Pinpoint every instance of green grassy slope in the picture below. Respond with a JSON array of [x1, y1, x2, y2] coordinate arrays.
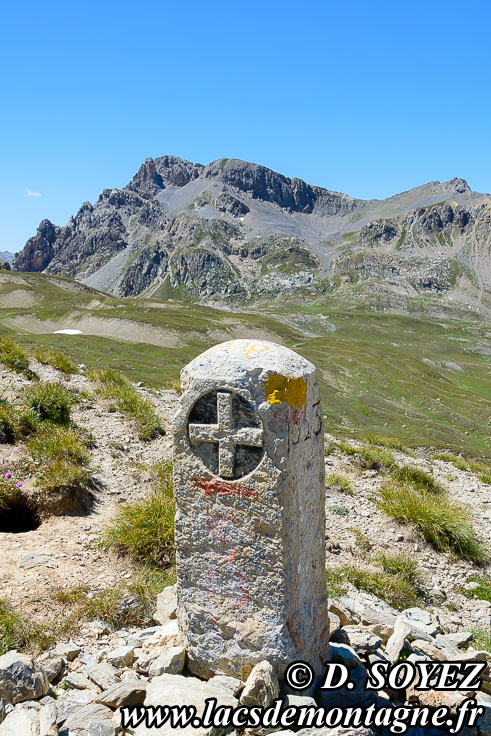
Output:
[[1, 272, 489, 457]]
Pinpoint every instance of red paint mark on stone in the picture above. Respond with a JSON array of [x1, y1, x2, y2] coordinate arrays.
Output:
[[192, 477, 257, 498]]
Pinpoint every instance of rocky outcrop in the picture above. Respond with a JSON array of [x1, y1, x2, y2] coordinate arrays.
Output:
[[12, 219, 59, 272], [12, 155, 491, 310], [0, 259, 10, 271]]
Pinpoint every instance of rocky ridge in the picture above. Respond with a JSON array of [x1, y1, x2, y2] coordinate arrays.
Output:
[[12, 158, 491, 314]]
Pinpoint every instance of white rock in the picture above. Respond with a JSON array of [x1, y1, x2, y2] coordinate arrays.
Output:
[[106, 645, 135, 668], [240, 661, 279, 707], [0, 706, 40, 735], [385, 619, 411, 663], [134, 673, 238, 736], [153, 585, 177, 625], [398, 608, 441, 639], [148, 645, 186, 676], [445, 631, 474, 648]]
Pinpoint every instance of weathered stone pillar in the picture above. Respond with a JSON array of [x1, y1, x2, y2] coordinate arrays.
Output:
[[173, 339, 329, 680]]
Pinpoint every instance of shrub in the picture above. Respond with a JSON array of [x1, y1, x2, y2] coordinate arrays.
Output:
[[0, 598, 53, 655], [23, 382, 76, 425], [33, 347, 79, 376], [326, 473, 354, 494], [102, 462, 175, 567], [391, 465, 442, 493], [92, 369, 164, 441], [378, 481, 488, 563]]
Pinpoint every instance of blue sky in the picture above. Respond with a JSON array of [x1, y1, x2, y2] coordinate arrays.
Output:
[[1, 0, 490, 252]]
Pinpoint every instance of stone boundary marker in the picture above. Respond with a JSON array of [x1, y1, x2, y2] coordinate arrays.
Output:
[[173, 339, 329, 679]]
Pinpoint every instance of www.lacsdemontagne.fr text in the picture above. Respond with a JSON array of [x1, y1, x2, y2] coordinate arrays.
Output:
[[120, 697, 485, 735]]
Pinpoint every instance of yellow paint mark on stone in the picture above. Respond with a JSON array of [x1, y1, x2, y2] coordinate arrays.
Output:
[[265, 374, 307, 409]]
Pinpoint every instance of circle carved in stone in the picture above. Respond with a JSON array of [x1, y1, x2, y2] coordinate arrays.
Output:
[[187, 390, 264, 479]]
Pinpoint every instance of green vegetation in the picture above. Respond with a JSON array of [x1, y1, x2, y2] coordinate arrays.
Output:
[[460, 576, 491, 603], [0, 598, 54, 655], [373, 551, 421, 587], [91, 369, 164, 440], [23, 382, 76, 425], [0, 337, 33, 377], [433, 452, 491, 484], [325, 562, 422, 610], [390, 465, 442, 493], [52, 567, 175, 636], [102, 462, 175, 567], [0, 273, 490, 458], [363, 432, 412, 454], [378, 481, 487, 562], [336, 440, 357, 456], [348, 526, 372, 552], [33, 346, 79, 375], [28, 425, 89, 465], [328, 505, 348, 517], [0, 404, 17, 443], [336, 441, 395, 470], [470, 627, 491, 652], [326, 473, 354, 494], [357, 445, 396, 470]]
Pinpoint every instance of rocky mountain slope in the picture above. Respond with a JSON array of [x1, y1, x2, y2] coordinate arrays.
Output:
[[12, 158, 491, 315], [0, 252, 13, 265]]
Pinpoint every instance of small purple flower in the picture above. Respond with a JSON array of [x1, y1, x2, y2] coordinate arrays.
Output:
[[15, 482, 22, 488], [4, 472, 11, 479]]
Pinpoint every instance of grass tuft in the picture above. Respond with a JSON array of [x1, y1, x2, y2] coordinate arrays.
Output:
[[357, 445, 396, 470], [28, 425, 89, 465], [0, 337, 33, 377], [0, 598, 54, 655], [470, 627, 491, 652], [373, 551, 420, 587], [391, 464, 443, 493], [91, 369, 164, 440], [433, 453, 491, 485], [326, 473, 354, 494], [378, 481, 487, 563], [101, 462, 175, 567], [53, 568, 175, 635], [460, 577, 491, 603], [326, 563, 421, 610], [33, 347, 79, 376], [23, 382, 76, 425], [363, 433, 413, 454]]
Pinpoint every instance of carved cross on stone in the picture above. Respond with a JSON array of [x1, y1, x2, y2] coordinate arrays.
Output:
[[188, 391, 263, 478]]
